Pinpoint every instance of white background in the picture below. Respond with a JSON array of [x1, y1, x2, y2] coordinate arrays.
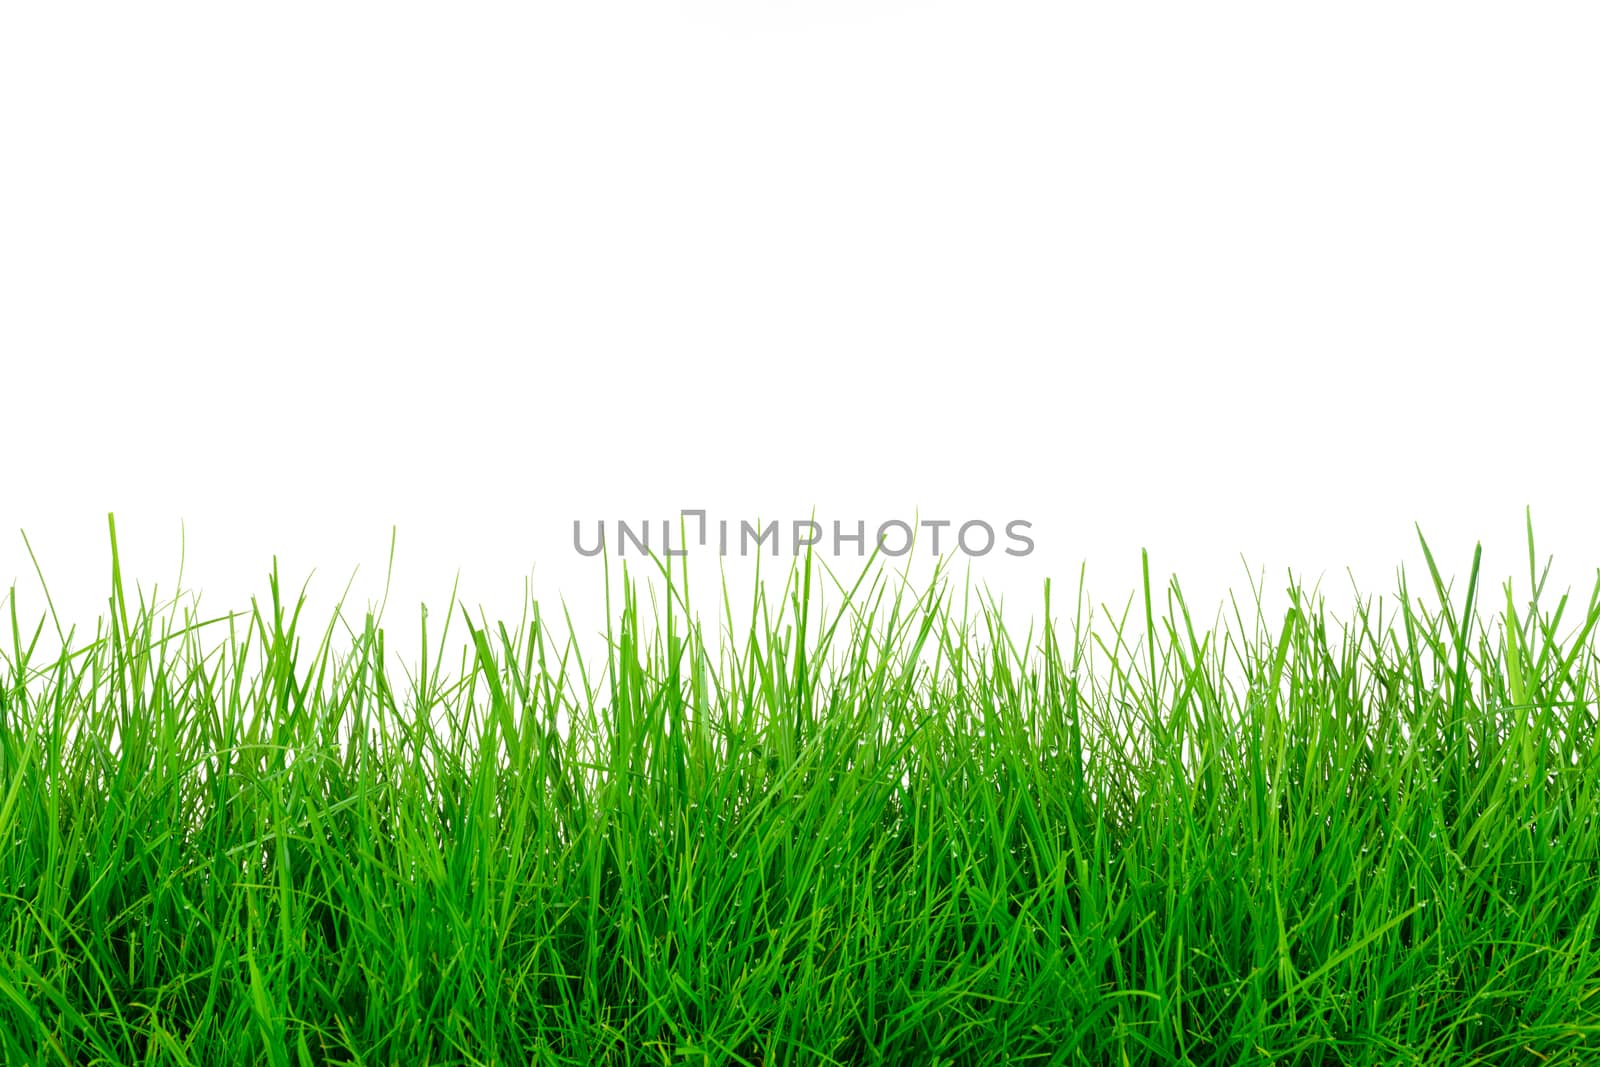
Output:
[[3, 3, 1597, 658]]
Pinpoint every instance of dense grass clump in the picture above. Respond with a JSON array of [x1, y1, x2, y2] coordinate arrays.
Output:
[[4, 520, 1600, 1066]]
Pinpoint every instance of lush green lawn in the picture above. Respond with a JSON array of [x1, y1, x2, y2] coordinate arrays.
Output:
[[3, 518, 1599, 1065]]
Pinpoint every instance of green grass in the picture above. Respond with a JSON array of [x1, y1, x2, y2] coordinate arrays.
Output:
[[3, 515, 1600, 1066]]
